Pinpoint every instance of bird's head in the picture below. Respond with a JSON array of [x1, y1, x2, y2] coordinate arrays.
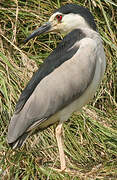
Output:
[[24, 4, 97, 43]]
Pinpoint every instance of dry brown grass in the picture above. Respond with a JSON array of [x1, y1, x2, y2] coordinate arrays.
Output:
[[0, 0, 117, 179]]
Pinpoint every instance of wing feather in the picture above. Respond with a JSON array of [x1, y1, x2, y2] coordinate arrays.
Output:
[[8, 31, 98, 146], [15, 29, 85, 113]]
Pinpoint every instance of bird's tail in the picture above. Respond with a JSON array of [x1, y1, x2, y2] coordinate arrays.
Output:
[[8, 132, 29, 149]]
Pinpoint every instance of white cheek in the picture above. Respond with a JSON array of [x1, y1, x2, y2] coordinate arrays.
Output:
[[62, 13, 87, 33]]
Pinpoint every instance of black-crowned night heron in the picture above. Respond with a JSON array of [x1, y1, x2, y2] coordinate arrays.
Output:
[[7, 4, 106, 171]]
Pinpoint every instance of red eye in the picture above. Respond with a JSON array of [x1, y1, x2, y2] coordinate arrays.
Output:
[[56, 15, 62, 21]]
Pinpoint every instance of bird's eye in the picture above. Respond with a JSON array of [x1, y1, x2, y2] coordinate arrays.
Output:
[[56, 15, 62, 22]]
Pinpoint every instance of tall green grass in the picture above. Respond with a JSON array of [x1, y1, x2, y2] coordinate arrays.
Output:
[[0, 0, 117, 179]]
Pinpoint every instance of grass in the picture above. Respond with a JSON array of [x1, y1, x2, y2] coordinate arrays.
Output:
[[0, 0, 117, 179]]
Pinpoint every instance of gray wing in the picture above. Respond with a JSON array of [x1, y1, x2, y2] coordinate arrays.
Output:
[[15, 29, 80, 113], [8, 37, 97, 146]]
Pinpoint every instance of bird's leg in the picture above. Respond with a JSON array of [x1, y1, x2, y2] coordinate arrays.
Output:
[[55, 122, 66, 171]]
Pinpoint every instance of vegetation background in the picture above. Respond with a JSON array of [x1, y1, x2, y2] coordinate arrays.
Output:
[[0, 0, 117, 179]]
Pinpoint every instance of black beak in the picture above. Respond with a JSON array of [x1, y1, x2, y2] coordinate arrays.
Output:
[[24, 22, 51, 44]]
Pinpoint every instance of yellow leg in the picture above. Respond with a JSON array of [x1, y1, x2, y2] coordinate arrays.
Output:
[[55, 122, 66, 171]]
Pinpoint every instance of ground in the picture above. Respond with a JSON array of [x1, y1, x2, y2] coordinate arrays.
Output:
[[0, 0, 117, 179]]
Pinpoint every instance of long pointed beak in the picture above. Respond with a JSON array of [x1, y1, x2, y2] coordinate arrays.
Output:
[[24, 22, 52, 44]]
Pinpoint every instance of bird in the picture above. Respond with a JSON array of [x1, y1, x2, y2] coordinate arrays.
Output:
[[7, 3, 106, 171]]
